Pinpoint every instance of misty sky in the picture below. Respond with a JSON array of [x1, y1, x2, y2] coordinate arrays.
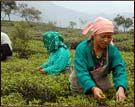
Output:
[[51, 1, 134, 14], [16, 1, 134, 15]]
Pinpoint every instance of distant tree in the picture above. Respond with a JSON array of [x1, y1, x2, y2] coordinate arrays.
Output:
[[69, 21, 77, 29], [17, 3, 42, 23], [113, 14, 125, 32], [1, 0, 17, 21], [114, 25, 119, 34], [123, 17, 133, 32], [13, 21, 31, 58]]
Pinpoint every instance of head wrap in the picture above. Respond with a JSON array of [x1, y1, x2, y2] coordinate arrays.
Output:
[[82, 17, 114, 37], [42, 31, 67, 52]]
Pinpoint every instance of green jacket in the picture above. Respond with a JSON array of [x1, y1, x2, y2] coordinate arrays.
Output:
[[74, 40, 127, 94], [41, 47, 71, 75], [40, 31, 71, 75]]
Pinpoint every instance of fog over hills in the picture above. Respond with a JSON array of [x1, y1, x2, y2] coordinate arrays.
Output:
[[2, 2, 133, 28]]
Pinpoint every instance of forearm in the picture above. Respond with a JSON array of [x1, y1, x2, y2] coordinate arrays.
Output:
[[40, 62, 49, 68], [112, 66, 127, 90], [76, 71, 96, 94]]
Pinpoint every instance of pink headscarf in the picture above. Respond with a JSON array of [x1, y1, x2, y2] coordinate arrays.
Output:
[[82, 17, 114, 37]]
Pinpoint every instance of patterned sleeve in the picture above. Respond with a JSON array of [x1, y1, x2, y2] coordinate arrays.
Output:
[[40, 56, 51, 68], [75, 44, 96, 94], [43, 48, 70, 75]]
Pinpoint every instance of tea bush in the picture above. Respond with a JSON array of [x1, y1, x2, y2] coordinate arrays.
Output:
[[1, 93, 26, 106], [1, 51, 134, 106], [1, 56, 71, 105]]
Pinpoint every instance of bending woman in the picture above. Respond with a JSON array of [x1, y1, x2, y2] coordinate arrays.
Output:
[[69, 17, 127, 102], [37, 31, 71, 75]]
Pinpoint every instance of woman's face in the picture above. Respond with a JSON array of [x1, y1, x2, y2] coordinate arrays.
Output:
[[94, 32, 113, 49]]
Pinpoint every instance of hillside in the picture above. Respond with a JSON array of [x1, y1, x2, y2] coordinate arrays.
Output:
[[1, 20, 134, 51], [2, 1, 133, 28]]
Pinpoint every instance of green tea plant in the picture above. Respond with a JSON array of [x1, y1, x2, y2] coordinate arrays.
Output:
[[1, 93, 26, 106], [12, 21, 32, 58]]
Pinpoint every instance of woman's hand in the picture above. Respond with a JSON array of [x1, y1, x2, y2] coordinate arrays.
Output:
[[36, 67, 44, 73], [115, 87, 126, 102], [39, 69, 45, 73], [92, 87, 106, 100]]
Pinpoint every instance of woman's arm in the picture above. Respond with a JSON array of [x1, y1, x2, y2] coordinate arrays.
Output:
[[110, 46, 127, 90]]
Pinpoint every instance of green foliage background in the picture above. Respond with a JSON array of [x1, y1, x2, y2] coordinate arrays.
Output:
[[1, 21, 134, 106]]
